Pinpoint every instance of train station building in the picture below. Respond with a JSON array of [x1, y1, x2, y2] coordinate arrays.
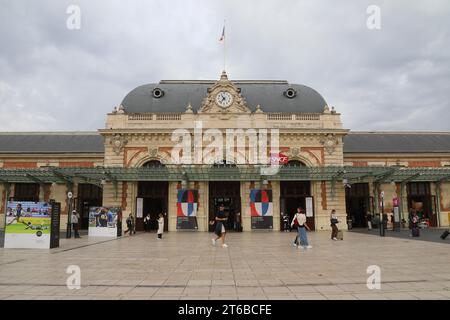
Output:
[[1, 71, 450, 233]]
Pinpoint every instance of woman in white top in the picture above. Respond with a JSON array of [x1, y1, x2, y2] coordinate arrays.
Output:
[[157, 213, 164, 239], [291, 207, 312, 249]]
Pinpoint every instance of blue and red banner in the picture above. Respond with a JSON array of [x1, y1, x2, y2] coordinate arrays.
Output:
[[177, 189, 198, 217], [250, 189, 273, 217], [250, 189, 273, 229], [176, 189, 198, 230]]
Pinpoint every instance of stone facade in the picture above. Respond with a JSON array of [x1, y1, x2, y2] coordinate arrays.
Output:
[[1, 73, 449, 232]]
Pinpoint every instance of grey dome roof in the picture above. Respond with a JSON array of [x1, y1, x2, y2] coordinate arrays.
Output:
[[121, 80, 327, 113]]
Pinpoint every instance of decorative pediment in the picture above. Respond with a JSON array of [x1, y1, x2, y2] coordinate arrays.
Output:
[[198, 71, 251, 114]]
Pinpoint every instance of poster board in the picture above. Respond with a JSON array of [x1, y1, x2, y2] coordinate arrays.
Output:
[[305, 197, 314, 218], [50, 202, 61, 249], [250, 189, 273, 229], [88, 207, 119, 237], [176, 189, 198, 230], [136, 198, 143, 218], [4, 201, 53, 249]]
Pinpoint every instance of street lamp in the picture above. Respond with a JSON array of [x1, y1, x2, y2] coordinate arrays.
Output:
[[66, 191, 73, 238], [380, 191, 385, 237]]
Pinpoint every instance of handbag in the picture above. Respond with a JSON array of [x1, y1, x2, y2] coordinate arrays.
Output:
[[292, 215, 299, 229]]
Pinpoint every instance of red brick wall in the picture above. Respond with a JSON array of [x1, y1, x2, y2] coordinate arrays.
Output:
[[59, 161, 94, 168], [3, 162, 37, 168], [408, 161, 441, 167]]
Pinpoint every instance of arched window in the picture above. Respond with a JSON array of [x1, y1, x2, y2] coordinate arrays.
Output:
[[142, 160, 165, 168], [285, 160, 306, 167]]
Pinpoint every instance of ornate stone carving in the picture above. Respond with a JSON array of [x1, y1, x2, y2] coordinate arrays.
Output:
[[320, 134, 338, 155], [149, 147, 159, 158], [111, 134, 128, 155], [291, 147, 300, 157], [198, 71, 251, 114], [185, 103, 194, 113]]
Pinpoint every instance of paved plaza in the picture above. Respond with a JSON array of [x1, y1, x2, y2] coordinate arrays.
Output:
[[0, 230, 450, 300]]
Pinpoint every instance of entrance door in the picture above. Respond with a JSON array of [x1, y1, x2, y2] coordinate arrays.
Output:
[[137, 181, 168, 231], [280, 181, 314, 230], [345, 183, 370, 228], [208, 181, 241, 232], [407, 182, 435, 227], [76, 184, 103, 230]]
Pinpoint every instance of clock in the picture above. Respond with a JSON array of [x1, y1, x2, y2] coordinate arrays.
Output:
[[215, 91, 233, 108]]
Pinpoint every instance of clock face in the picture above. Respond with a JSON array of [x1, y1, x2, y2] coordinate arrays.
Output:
[[215, 91, 233, 108]]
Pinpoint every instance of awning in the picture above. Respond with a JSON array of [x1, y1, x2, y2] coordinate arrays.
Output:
[[1, 166, 450, 184]]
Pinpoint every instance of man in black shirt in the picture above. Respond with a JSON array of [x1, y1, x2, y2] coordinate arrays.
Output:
[[212, 204, 228, 248]]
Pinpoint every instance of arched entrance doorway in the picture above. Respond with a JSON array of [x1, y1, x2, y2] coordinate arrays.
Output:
[[280, 160, 315, 230], [136, 160, 168, 231], [208, 161, 241, 232]]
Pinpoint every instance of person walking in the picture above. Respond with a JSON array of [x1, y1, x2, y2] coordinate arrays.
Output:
[[71, 210, 81, 238], [366, 211, 373, 230], [291, 207, 312, 249], [212, 204, 228, 248], [157, 213, 164, 239], [330, 209, 339, 240], [124, 213, 134, 236], [291, 208, 300, 246], [411, 210, 420, 237], [282, 212, 290, 232], [143, 214, 151, 232]]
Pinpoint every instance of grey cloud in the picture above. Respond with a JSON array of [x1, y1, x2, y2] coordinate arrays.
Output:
[[0, 0, 449, 131]]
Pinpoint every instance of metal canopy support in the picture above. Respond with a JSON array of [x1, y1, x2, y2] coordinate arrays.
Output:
[[25, 173, 46, 186], [435, 181, 442, 228], [400, 173, 422, 184], [374, 168, 398, 183], [438, 174, 450, 182], [50, 169, 73, 184]]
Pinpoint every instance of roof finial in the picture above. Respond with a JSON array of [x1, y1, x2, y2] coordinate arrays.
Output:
[[220, 70, 228, 81], [185, 102, 193, 113]]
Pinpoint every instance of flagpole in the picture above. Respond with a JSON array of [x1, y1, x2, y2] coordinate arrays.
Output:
[[223, 19, 226, 71]]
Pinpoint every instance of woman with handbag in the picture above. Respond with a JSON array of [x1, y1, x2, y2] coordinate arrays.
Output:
[[330, 209, 339, 240], [291, 207, 312, 249]]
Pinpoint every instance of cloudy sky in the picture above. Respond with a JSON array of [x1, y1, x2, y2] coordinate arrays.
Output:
[[0, 0, 449, 132]]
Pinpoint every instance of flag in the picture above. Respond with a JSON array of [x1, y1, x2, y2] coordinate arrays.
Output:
[[219, 25, 225, 42]]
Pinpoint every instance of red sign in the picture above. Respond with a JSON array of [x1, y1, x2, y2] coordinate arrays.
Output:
[[393, 198, 399, 207], [269, 152, 288, 165]]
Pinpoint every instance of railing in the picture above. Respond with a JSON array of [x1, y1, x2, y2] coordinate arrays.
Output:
[[128, 113, 182, 121], [156, 113, 181, 121], [267, 113, 321, 121], [128, 114, 153, 120], [267, 113, 293, 121], [295, 113, 320, 121]]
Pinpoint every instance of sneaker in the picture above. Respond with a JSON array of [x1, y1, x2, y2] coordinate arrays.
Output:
[[292, 242, 298, 247], [332, 237, 338, 241], [306, 245, 313, 249], [222, 244, 228, 248], [211, 238, 216, 246]]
